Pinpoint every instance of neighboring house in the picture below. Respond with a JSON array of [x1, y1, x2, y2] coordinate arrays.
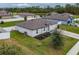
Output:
[[0, 12, 24, 22], [16, 19, 58, 37], [0, 28, 10, 39], [62, 13, 73, 17], [18, 13, 41, 21], [42, 13, 73, 24], [0, 17, 24, 22], [0, 10, 12, 19]]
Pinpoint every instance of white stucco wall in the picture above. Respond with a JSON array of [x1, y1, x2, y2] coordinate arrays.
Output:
[[16, 24, 57, 37], [0, 32, 10, 39], [15, 26, 34, 36]]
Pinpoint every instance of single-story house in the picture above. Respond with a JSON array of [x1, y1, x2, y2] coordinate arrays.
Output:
[[42, 13, 73, 24], [15, 19, 58, 37], [0, 10, 12, 19], [18, 13, 41, 21], [0, 27, 10, 39]]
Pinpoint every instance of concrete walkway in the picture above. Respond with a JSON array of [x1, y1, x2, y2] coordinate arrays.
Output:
[[66, 41, 79, 55], [58, 29, 79, 39]]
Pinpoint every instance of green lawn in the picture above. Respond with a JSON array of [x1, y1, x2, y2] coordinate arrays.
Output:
[[0, 21, 24, 27], [11, 31, 78, 55], [0, 40, 25, 55], [75, 20, 79, 24], [72, 15, 79, 19], [59, 24, 79, 34]]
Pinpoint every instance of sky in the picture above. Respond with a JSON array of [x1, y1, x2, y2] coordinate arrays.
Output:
[[0, 3, 74, 8]]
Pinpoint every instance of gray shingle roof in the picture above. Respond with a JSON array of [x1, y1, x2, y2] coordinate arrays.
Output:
[[18, 13, 36, 17], [17, 19, 57, 30], [42, 13, 71, 21], [0, 10, 11, 16]]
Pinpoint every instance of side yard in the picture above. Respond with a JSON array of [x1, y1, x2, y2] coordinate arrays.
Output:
[[10, 31, 78, 55]]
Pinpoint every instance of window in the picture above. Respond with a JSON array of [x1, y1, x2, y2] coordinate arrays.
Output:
[[36, 29, 38, 34], [24, 32, 27, 35]]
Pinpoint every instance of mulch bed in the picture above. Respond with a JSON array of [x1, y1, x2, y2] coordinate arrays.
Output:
[[34, 32, 51, 40]]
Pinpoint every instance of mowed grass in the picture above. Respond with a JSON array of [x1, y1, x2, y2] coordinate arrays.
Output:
[[11, 31, 78, 55], [0, 20, 24, 27], [59, 24, 79, 34], [72, 15, 79, 19], [75, 20, 79, 24]]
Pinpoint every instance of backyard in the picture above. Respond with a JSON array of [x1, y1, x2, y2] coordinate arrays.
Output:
[[59, 24, 79, 34], [0, 39, 26, 55], [10, 31, 78, 55], [0, 20, 24, 27]]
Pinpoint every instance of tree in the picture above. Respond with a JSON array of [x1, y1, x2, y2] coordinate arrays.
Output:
[[51, 30, 64, 49], [54, 5, 64, 13]]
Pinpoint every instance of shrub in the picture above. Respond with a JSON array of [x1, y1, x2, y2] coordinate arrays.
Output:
[[51, 30, 64, 49], [0, 21, 4, 24]]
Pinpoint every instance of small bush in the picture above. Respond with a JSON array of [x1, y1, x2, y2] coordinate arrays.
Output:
[[0, 21, 4, 24]]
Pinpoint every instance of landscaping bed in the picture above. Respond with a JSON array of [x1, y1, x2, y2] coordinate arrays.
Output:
[[11, 31, 78, 55], [35, 32, 51, 40]]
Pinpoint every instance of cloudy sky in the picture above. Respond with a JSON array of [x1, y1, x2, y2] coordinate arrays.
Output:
[[0, 3, 74, 8]]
